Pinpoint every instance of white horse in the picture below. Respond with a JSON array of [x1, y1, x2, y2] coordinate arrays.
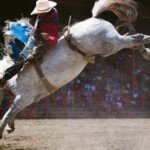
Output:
[[0, 0, 150, 139]]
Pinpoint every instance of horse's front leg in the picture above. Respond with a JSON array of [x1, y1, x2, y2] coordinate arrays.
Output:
[[0, 94, 33, 139]]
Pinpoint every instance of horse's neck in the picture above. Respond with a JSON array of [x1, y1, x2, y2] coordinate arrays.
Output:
[[41, 37, 87, 88]]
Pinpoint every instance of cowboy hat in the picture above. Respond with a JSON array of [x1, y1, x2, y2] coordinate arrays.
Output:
[[31, 0, 57, 15]]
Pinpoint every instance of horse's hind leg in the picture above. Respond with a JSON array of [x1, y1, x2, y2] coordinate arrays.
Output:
[[126, 25, 150, 61], [0, 95, 32, 139], [134, 45, 150, 61], [121, 33, 150, 49]]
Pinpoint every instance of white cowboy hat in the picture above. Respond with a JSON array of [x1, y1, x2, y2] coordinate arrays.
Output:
[[31, 0, 57, 15]]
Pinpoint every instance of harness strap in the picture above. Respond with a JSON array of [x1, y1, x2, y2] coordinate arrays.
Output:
[[66, 37, 86, 57], [66, 35, 95, 64], [33, 62, 58, 94]]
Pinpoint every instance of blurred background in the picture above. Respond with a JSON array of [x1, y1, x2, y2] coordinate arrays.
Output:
[[0, 0, 150, 118]]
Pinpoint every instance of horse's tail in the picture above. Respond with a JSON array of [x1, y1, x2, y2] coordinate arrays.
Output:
[[92, 0, 138, 24]]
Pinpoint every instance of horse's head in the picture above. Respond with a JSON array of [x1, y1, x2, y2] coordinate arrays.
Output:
[[3, 18, 34, 58], [4, 18, 33, 43]]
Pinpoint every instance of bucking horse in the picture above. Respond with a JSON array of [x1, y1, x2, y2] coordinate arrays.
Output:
[[0, 0, 150, 139]]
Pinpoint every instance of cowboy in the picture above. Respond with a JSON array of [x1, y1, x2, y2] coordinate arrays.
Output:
[[0, 0, 59, 87], [21, 0, 59, 59]]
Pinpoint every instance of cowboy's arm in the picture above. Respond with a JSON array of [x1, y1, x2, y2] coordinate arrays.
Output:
[[41, 9, 59, 45], [41, 30, 58, 45]]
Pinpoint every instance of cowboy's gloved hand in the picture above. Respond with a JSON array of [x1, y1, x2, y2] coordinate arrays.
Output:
[[41, 32, 49, 41]]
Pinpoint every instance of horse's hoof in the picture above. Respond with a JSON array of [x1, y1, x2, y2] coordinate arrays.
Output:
[[6, 127, 15, 134], [142, 48, 150, 61]]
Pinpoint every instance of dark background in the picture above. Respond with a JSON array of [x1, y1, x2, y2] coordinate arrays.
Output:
[[0, 0, 150, 43], [0, 0, 93, 25], [0, 0, 150, 25], [0, 0, 149, 43]]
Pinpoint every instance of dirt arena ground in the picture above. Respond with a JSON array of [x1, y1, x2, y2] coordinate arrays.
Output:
[[0, 119, 150, 150]]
